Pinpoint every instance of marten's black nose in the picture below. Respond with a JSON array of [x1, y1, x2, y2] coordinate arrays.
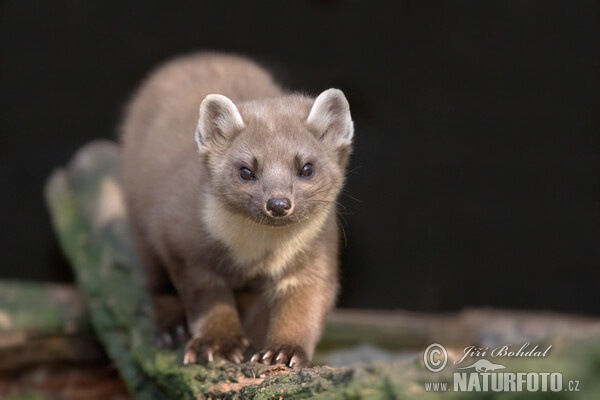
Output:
[[266, 197, 292, 217]]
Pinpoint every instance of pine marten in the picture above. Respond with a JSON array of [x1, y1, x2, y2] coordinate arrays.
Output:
[[120, 53, 354, 368]]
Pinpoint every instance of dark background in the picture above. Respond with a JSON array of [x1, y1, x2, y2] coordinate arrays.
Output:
[[2, 1, 599, 314]]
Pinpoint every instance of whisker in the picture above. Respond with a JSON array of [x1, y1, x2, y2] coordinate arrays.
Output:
[[336, 218, 348, 247], [346, 165, 363, 175], [340, 191, 362, 203], [305, 187, 334, 198], [307, 198, 347, 211]]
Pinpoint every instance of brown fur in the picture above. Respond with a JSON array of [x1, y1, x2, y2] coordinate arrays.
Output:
[[120, 53, 353, 368]]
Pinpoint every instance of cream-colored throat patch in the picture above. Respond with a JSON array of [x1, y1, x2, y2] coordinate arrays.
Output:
[[201, 194, 330, 277]]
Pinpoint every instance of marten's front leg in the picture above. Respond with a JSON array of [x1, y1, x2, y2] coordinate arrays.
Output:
[[251, 255, 338, 368], [170, 265, 249, 364], [182, 286, 249, 364]]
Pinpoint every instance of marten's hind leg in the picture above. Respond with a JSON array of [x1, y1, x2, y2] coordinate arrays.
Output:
[[131, 227, 189, 348]]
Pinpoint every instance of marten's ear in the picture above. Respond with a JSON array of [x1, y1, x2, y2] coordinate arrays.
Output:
[[306, 89, 354, 147], [196, 94, 245, 152]]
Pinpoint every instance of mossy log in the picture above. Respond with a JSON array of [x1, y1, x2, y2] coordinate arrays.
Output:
[[0, 281, 103, 372], [41, 140, 600, 399], [3, 280, 600, 368], [3, 281, 600, 400]]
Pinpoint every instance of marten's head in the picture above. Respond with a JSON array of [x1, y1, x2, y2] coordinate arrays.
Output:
[[195, 89, 353, 227]]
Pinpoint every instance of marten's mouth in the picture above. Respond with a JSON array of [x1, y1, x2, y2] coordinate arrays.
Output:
[[248, 212, 300, 227]]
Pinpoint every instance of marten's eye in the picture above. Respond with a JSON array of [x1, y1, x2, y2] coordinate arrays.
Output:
[[239, 167, 256, 181], [299, 163, 314, 178]]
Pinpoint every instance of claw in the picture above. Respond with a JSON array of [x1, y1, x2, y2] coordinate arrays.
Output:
[[176, 325, 186, 338], [206, 349, 214, 362], [275, 351, 289, 365], [289, 354, 299, 368], [163, 333, 173, 347], [251, 353, 260, 362], [262, 350, 274, 364], [183, 349, 196, 365]]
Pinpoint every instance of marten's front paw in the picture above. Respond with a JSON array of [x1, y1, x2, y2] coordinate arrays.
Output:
[[251, 344, 313, 369], [183, 335, 249, 365]]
